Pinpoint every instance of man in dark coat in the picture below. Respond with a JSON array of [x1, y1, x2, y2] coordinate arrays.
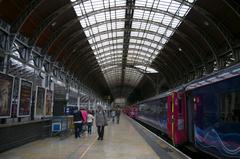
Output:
[[73, 108, 83, 138]]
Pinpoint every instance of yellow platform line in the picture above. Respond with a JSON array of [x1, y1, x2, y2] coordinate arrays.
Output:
[[79, 137, 98, 159]]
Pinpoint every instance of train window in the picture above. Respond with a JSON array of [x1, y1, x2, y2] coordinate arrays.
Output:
[[220, 91, 240, 123]]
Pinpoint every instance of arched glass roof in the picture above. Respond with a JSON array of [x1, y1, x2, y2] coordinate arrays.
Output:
[[70, 0, 195, 93]]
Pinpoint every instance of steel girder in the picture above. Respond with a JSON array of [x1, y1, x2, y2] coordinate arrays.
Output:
[[68, 42, 193, 84], [74, 57, 172, 88], [153, 58, 178, 85], [10, 0, 44, 44], [61, 40, 89, 66], [67, 47, 152, 71], [158, 52, 182, 80], [41, 19, 78, 55], [167, 40, 197, 73], [80, 66, 105, 82], [175, 30, 206, 69], [66, 47, 94, 70], [8, 0, 237, 95], [184, 19, 219, 67], [223, 0, 240, 19], [74, 61, 100, 79], [90, 36, 160, 47], [28, 3, 73, 46], [193, 5, 236, 63], [85, 28, 170, 42], [18, 2, 211, 89], [83, 18, 175, 32], [53, 30, 85, 63], [148, 62, 172, 86], [163, 46, 189, 74], [92, 42, 161, 53], [165, 39, 197, 73], [80, 16, 219, 73], [123, 64, 168, 89], [167, 39, 196, 72], [77, 27, 210, 75], [71, 54, 98, 75], [86, 30, 206, 70], [69, 44, 188, 79], [78, 6, 184, 22]]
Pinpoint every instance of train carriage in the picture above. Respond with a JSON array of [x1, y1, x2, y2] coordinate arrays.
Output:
[[123, 105, 139, 119], [137, 89, 188, 145], [136, 64, 240, 158], [138, 92, 169, 134], [185, 72, 240, 158]]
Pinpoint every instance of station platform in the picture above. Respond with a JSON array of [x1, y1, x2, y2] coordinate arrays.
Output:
[[0, 115, 189, 159]]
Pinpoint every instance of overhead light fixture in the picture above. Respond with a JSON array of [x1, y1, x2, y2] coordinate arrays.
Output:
[[51, 22, 56, 26], [178, 48, 182, 52], [204, 21, 209, 26]]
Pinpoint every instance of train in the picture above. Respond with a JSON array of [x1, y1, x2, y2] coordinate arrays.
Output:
[[128, 64, 240, 159], [123, 105, 138, 119]]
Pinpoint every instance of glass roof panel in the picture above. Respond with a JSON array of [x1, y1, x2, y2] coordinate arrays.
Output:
[[124, 67, 143, 87], [135, 65, 158, 73], [71, 0, 195, 89]]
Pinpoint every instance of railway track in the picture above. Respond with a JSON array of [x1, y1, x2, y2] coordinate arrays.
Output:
[[135, 119, 218, 159]]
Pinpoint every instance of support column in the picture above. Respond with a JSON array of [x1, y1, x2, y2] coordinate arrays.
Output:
[[3, 53, 8, 73]]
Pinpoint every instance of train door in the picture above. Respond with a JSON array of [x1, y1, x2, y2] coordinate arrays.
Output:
[[168, 92, 187, 145]]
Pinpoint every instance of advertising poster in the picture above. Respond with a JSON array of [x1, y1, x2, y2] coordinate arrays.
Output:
[[35, 87, 45, 117], [45, 89, 53, 116], [11, 77, 20, 117], [18, 80, 32, 117], [0, 73, 13, 118]]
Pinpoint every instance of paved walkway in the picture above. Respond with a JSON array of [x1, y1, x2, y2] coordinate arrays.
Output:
[[0, 115, 159, 159]]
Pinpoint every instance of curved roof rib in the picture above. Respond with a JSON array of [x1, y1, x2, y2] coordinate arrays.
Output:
[[70, 0, 196, 96]]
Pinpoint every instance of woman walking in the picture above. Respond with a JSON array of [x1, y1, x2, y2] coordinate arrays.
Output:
[[87, 111, 94, 134], [95, 105, 108, 140]]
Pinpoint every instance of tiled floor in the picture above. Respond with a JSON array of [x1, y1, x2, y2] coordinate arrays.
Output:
[[0, 115, 160, 159]]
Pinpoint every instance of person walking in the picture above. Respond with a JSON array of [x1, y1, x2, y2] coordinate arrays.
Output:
[[111, 108, 116, 123], [80, 108, 88, 134], [96, 105, 108, 140], [116, 106, 121, 124], [73, 108, 83, 138], [87, 111, 94, 134]]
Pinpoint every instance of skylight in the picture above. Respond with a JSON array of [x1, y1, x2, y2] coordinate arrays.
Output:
[[71, 0, 195, 91], [135, 65, 158, 73]]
